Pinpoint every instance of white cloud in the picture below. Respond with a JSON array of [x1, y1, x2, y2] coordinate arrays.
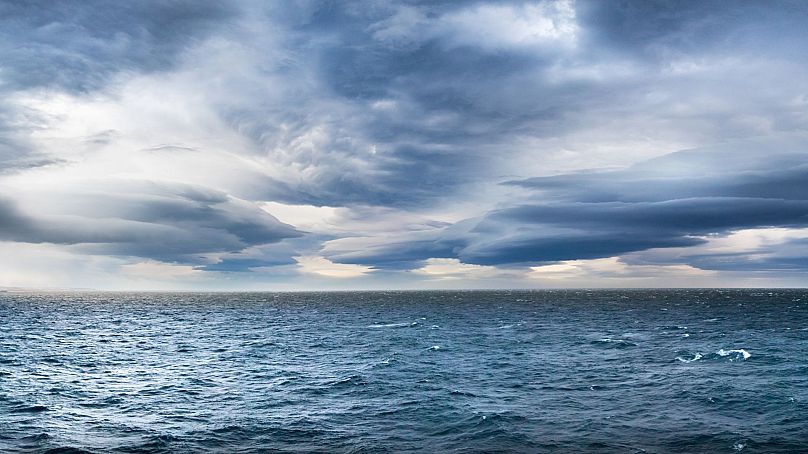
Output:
[[528, 257, 713, 283], [694, 228, 808, 254], [0, 242, 116, 289], [628, 228, 808, 273], [260, 202, 341, 234], [120, 260, 204, 280], [369, 1, 578, 52], [294, 255, 375, 278], [411, 258, 505, 280], [439, 1, 578, 50], [0, 243, 206, 290]]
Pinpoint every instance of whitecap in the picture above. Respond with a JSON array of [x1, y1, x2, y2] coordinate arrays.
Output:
[[367, 322, 410, 328], [717, 349, 751, 361], [428, 345, 440, 350], [592, 338, 637, 348], [676, 352, 703, 363]]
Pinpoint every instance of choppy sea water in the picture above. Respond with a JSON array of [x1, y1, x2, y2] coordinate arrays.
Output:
[[1, 290, 807, 453]]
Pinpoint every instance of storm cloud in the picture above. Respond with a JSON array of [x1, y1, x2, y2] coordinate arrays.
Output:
[[1, 0, 808, 288], [323, 140, 808, 270], [0, 181, 300, 263]]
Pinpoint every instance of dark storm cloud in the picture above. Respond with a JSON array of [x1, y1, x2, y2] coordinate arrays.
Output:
[[464, 198, 808, 265], [506, 139, 808, 203], [325, 141, 808, 268], [0, 0, 236, 93], [0, 182, 300, 262], [686, 241, 808, 272], [216, 1, 584, 207], [5, 0, 797, 207], [228, 0, 808, 208], [198, 236, 323, 272], [578, 0, 808, 60], [3, 0, 808, 281], [0, 0, 236, 169]]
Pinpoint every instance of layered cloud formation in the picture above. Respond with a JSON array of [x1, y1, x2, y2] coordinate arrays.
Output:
[[1, 0, 807, 289]]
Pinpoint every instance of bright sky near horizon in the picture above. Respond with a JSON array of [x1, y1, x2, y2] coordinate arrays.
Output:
[[2, 0, 808, 290]]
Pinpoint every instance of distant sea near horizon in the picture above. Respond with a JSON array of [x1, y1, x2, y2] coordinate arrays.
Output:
[[1, 289, 807, 453]]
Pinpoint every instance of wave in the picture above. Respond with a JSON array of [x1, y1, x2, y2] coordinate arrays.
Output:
[[676, 352, 703, 363], [3, 290, 804, 453], [367, 322, 417, 328], [11, 404, 48, 413], [591, 338, 637, 348], [44, 448, 92, 454], [676, 348, 751, 363], [716, 349, 751, 361]]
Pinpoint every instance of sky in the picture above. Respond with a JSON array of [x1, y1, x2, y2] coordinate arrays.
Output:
[[1, 0, 808, 290]]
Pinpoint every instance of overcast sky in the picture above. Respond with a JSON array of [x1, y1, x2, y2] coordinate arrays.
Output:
[[2, 0, 808, 290]]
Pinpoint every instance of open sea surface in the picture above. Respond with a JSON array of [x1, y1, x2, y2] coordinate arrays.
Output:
[[1, 289, 807, 453]]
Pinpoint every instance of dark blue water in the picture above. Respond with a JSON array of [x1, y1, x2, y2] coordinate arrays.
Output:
[[1, 290, 807, 453]]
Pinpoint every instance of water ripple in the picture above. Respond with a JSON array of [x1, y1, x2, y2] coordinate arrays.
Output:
[[1, 289, 807, 452]]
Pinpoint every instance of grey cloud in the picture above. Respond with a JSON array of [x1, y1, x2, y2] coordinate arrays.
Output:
[[0, 0, 236, 93], [0, 0, 236, 170], [222, 0, 808, 208], [683, 240, 808, 272], [325, 140, 808, 268], [507, 139, 808, 203], [463, 198, 808, 265], [0, 181, 300, 263], [578, 0, 808, 61], [205, 1, 584, 207], [3, 0, 808, 282], [5, 0, 808, 209], [2, 0, 791, 210]]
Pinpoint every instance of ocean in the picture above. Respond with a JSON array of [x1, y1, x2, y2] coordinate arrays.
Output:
[[1, 290, 807, 453]]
